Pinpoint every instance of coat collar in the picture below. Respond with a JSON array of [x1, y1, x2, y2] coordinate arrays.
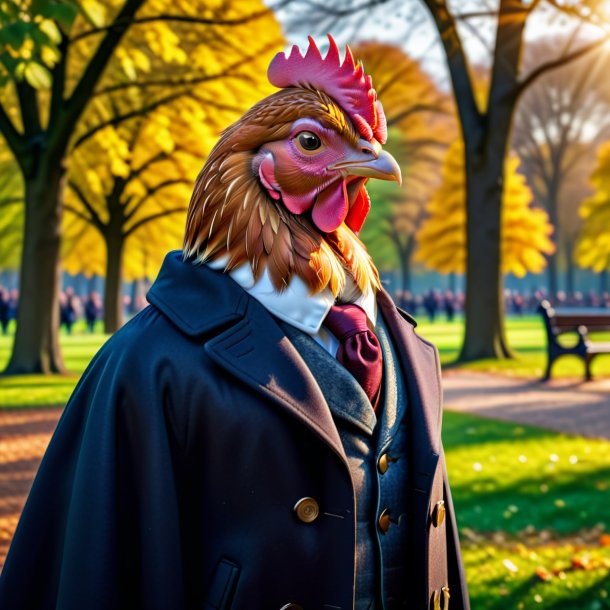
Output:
[[147, 251, 348, 467]]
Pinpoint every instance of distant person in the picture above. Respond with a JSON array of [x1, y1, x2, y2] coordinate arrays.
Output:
[[84, 292, 101, 333], [60, 287, 78, 335], [512, 292, 524, 316], [443, 290, 455, 322], [0, 288, 9, 335], [423, 289, 439, 322]]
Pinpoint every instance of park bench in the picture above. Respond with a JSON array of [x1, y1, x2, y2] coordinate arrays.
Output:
[[538, 299, 610, 381]]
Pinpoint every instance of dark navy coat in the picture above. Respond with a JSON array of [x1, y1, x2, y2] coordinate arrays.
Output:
[[0, 251, 469, 610]]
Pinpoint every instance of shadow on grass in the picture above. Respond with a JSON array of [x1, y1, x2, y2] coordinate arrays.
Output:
[[451, 465, 610, 534]]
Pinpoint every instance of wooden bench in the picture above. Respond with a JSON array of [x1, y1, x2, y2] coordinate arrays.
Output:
[[538, 299, 610, 381]]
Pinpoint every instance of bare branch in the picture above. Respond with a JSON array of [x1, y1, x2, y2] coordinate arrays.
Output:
[[69, 1, 291, 45], [518, 35, 610, 96], [124, 206, 187, 238], [63, 203, 95, 224], [72, 91, 184, 150], [67, 180, 105, 230], [16, 81, 41, 137], [387, 103, 448, 126], [57, 0, 146, 153], [123, 178, 190, 223]]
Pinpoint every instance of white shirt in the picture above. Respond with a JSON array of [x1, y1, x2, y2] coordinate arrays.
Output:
[[208, 259, 377, 356]]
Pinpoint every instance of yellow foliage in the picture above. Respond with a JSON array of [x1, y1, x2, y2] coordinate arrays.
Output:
[[415, 140, 555, 276], [575, 141, 610, 272], [62, 0, 283, 283]]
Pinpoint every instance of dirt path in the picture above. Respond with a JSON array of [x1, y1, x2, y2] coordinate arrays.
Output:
[[443, 371, 610, 440], [0, 408, 62, 571]]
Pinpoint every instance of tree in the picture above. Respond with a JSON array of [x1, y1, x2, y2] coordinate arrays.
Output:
[[0, 0, 283, 374], [513, 40, 610, 295], [419, 0, 610, 360], [416, 140, 555, 282], [61, 51, 277, 333], [575, 141, 610, 275], [281, 0, 610, 360]]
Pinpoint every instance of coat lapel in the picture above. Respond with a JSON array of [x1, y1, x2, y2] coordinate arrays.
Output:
[[376, 289, 442, 489], [205, 296, 348, 466], [148, 252, 348, 467]]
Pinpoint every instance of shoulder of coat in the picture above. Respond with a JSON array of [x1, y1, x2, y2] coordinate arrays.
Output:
[[396, 306, 418, 328]]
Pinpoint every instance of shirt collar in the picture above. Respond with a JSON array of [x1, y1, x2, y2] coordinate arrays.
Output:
[[207, 258, 377, 335]]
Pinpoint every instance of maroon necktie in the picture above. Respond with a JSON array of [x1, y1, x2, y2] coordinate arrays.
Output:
[[323, 303, 383, 410]]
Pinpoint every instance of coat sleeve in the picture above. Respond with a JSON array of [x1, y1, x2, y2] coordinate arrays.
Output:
[[0, 330, 187, 610]]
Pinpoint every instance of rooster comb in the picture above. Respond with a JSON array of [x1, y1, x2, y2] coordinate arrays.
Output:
[[267, 34, 387, 144]]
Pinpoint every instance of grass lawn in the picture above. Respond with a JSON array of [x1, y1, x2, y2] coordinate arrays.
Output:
[[444, 412, 610, 609]]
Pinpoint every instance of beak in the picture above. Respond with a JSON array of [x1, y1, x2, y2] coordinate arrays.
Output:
[[329, 140, 402, 186]]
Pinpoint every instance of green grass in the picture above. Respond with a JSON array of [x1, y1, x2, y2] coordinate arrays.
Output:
[[0, 325, 107, 408], [443, 412, 610, 609]]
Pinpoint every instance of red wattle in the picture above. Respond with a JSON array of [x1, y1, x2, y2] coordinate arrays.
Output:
[[345, 184, 371, 234]]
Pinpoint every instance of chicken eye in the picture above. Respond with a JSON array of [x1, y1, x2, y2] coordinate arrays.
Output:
[[296, 131, 322, 152]]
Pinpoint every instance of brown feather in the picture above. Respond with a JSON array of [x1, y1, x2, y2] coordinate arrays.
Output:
[[183, 88, 380, 299]]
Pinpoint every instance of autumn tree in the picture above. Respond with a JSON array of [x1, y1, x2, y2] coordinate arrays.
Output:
[[0, 0, 283, 374], [513, 39, 610, 295], [575, 141, 610, 276], [61, 36, 278, 334], [283, 0, 610, 360], [416, 141, 555, 284]]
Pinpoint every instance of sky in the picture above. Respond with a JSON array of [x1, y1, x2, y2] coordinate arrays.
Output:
[[272, 0, 610, 90]]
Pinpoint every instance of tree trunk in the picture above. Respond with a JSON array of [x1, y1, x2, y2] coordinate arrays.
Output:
[[458, 157, 513, 361], [4, 166, 66, 374], [103, 233, 125, 334], [399, 235, 415, 292]]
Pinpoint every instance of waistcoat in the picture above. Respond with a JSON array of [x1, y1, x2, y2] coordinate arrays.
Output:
[[279, 314, 410, 610]]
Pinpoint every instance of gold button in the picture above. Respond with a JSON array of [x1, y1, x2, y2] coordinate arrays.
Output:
[[378, 453, 389, 474], [442, 586, 450, 609], [432, 500, 446, 528], [378, 508, 391, 534], [294, 497, 319, 523]]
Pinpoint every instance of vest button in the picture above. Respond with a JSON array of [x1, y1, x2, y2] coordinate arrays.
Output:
[[378, 508, 391, 534], [432, 500, 446, 527], [294, 497, 319, 523], [378, 453, 389, 474]]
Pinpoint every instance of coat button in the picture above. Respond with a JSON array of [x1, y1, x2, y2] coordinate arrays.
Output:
[[378, 508, 391, 534], [294, 497, 319, 523], [431, 587, 450, 610], [442, 586, 451, 609], [378, 453, 389, 474], [280, 605, 303, 610], [432, 500, 446, 527]]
